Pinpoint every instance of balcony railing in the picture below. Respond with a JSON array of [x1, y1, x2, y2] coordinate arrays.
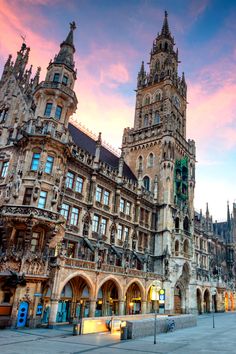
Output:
[[0, 205, 64, 223], [64, 257, 158, 279]]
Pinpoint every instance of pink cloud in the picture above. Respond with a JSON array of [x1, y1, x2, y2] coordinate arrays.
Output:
[[188, 80, 236, 153]]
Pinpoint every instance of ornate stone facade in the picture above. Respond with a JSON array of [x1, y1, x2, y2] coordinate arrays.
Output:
[[0, 14, 235, 328]]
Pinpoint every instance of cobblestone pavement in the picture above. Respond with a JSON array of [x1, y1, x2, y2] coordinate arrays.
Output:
[[0, 312, 236, 354]]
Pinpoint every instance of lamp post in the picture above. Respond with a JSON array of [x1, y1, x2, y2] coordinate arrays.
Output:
[[151, 280, 161, 345], [211, 288, 216, 329]]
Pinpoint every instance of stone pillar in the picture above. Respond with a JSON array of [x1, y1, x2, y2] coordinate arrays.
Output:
[[48, 299, 59, 327], [89, 300, 96, 317], [141, 301, 147, 314], [118, 301, 125, 315]]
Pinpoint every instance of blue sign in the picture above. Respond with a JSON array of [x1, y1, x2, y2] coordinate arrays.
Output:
[[159, 294, 165, 301]]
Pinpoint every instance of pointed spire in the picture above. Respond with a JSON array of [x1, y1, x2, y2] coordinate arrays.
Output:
[[161, 11, 170, 36], [206, 202, 209, 217], [32, 67, 41, 90], [53, 21, 76, 71], [227, 201, 231, 227]]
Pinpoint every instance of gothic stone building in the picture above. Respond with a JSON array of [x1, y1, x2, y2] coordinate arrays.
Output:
[[0, 14, 235, 328]]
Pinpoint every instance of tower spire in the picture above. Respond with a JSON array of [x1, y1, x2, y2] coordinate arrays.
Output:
[[53, 21, 76, 71], [161, 11, 170, 36]]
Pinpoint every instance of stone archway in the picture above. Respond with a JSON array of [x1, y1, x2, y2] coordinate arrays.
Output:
[[125, 281, 144, 315], [203, 289, 210, 313], [174, 284, 182, 314], [56, 274, 93, 323], [174, 262, 191, 314], [95, 278, 120, 316], [196, 288, 202, 314]]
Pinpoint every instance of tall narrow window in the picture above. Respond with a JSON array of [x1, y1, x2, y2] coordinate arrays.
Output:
[[148, 153, 154, 167], [154, 111, 160, 124], [124, 226, 129, 240], [143, 176, 150, 191], [70, 207, 79, 226], [120, 198, 125, 213], [126, 201, 131, 215], [103, 190, 110, 205], [62, 75, 68, 85], [31, 232, 40, 252], [45, 156, 54, 174], [44, 103, 52, 117], [144, 114, 148, 127], [61, 203, 70, 221], [92, 214, 99, 232], [38, 191, 47, 209], [100, 218, 107, 235], [31, 153, 40, 171], [55, 105, 62, 120], [75, 176, 83, 193], [138, 156, 143, 171], [66, 171, 74, 189], [117, 225, 123, 240], [96, 186, 102, 202], [53, 73, 60, 82], [1, 161, 9, 177], [23, 188, 33, 205]]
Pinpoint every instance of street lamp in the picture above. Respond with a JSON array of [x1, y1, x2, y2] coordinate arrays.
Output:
[[151, 280, 161, 345], [211, 288, 217, 329]]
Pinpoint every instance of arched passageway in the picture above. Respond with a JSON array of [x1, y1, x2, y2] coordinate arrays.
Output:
[[203, 289, 210, 313], [174, 285, 182, 314], [125, 282, 142, 315], [196, 288, 202, 314], [57, 276, 91, 322], [95, 279, 119, 316]]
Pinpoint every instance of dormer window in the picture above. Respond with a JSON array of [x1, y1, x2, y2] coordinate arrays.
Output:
[[55, 105, 62, 120], [44, 103, 52, 117], [53, 73, 60, 83], [62, 75, 68, 86]]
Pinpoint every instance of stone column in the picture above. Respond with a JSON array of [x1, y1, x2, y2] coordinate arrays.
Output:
[[48, 299, 59, 327], [118, 301, 125, 316], [141, 301, 147, 314], [89, 300, 96, 317]]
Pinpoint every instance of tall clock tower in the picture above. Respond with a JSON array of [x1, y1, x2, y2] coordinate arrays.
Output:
[[122, 12, 196, 313]]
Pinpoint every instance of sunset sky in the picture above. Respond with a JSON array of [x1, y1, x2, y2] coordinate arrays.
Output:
[[0, 0, 236, 221]]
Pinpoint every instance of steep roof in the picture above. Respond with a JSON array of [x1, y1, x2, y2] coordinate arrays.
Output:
[[68, 123, 137, 181]]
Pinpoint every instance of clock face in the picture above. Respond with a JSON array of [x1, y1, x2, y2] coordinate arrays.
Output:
[[174, 95, 180, 109]]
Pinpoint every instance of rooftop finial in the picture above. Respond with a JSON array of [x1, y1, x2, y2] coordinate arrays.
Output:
[[70, 21, 76, 31]]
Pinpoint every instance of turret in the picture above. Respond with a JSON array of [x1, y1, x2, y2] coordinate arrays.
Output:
[[33, 22, 78, 131]]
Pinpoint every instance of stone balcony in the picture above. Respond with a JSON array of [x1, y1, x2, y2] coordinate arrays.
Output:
[[64, 257, 158, 280], [35, 81, 77, 101], [0, 205, 64, 223]]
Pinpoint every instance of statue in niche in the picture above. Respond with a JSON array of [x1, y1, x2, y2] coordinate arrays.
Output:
[[33, 179, 41, 200], [52, 185, 60, 204], [5, 180, 12, 200], [13, 173, 22, 197]]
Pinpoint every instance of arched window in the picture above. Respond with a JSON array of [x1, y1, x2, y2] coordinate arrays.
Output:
[[153, 111, 160, 124], [137, 156, 143, 171], [144, 114, 149, 127], [175, 217, 180, 230], [147, 153, 154, 168], [143, 176, 150, 191], [183, 239, 189, 256], [144, 95, 150, 106], [183, 216, 189, 232]]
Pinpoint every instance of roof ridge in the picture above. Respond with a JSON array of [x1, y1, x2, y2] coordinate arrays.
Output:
[[69, 117, 121, 157]]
